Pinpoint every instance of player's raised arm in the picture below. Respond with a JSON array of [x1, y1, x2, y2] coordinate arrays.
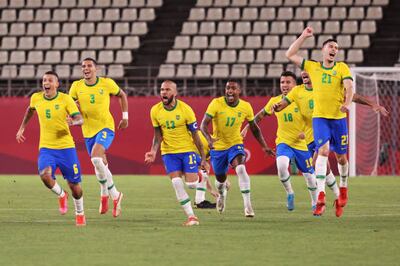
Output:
[[116, 88, 129, 129], [352, 93, 389, 116], [16, 106, 35, 143], [248, 120, 275, 156], [145, 126, 162, 164], [286, 27, 314, 67]]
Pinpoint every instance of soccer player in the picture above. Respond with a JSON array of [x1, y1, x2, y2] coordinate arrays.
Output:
[[16, 71, 86, 226], [145, 80, 207, 226], [200, 80, 274, 217], [286, 27, 354, 216], [242, 72, 318, 212], [273, 71, 389, 216], [69, 58, 128, 217]]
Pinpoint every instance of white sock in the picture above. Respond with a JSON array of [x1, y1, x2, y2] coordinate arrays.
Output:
[[215, 180, 226, 195], [91, 157, 109, 197], [236, 164, 252, 208], [326, 171, 340, 199], [51, 182, 65, 197], [338, 162, 349, 188], [171, 177, 194, 217], [315, 155, 328, 194], [105, 165, 120, 200], [73, 196, 84, 215], [195, 170, 207, 204], [185, 178, 198, 189], [277, 156, 294, 195], [303, 172, 317, 206]]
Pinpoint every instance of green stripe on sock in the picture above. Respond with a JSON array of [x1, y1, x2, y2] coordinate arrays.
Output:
[[99, 179, 107, 184], [327, 180, 336, 188], [180, 198, 190, 206], [241, 189, 250, 194], [108, 184, 115, 190], [308, 187, 317, 191], [281, 176, 291, 183], [196, 188, 206, 191], [316, 175, 325, 180]]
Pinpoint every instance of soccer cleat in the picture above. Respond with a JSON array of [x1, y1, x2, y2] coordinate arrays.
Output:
[[183, 216, 199, 226], [75, 214, 86, 226], [244, 206, 255, 218], [313, 191, 326, 216], [99, 195, 109, 214], [312, 205, 316, 212], [58, 191, 68, 215], [334, 199, 344, 217], [338, 187, 348, 207], [216, 189, 227, 214], [287, 193, 295, 211], [112, 192, 123, 217], [195, 200, 216, 209]]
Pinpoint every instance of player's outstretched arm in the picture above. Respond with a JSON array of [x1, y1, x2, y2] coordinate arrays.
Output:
[[286, 27, 313, 67], [352, 93, 389, 116], [145, 127, 162, 164], [117, 89, 129, 130], [191, 130, 207, 170], [16, 106, 35, 143], [341, 79, 354, 113], [241, 109, 267, 138], [67, 113, 83, 126], [272, 98, 290, 113], [248, 120, 275, 157], [200, 115, 216, 150]]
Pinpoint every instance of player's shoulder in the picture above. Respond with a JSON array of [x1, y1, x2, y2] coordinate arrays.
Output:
[[270, 94, 283, 103], [30, 91, 43, 102], [150, 101, 163, 112], [99, 76, 115, 83]]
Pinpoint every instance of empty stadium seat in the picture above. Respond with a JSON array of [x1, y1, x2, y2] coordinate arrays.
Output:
[[166, 50, 183, 64], [52, 9, 68, 22], [108, 64, 125, 78], [174, 36, 191, 49], [267, 64, 284, 78], [45, 50, 61, 64], [1, 65, 18, 79], [122, 8, 138, 21], [189, 8, 205, 21], [105, 36, 122, 50], [231, 64, 247, 77], [347, 49, 364, 63], [63, 50, 79, 64], [35, 9, 51, 22], [195, 64, 211, 78], [88, 36, 105, 49], [18, 37, 34, 50], [238, 50, 254, 63], [200, 22, 216, 35], [202, 50, 219, 63], [123, 36, 140, 49], [227, 36, 244, 49], [213, 64, 229, 78], [209, 36, 226, 49], [184, 50, 201, 64], [53, 36, 69, 50], [1, 37, 17, 50], [176, 64, 193, 78], [192, 36, 208, 49], [224, 8, 240, 21], [139, 8, 156, 21], [220, 50, 237, 63], [245, 35, 262, 49], [353, 35, 370, 48], [248, 64, 266, 78], [55, 65, 70, 79], [115, 50, 132, 63], [19, 65, 36, 79], [27, 51, 44, 64], [263, 35, 280, 49], [18, 9, 34, 22], [255, 49, 273, 63], [71, 36, 87, 49], [158, 64, 175, 78], [114, 22, 130, 35], [98, 50, 114, 64]]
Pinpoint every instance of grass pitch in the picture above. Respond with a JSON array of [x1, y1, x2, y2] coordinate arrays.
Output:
[[0, 175, 399, 266]]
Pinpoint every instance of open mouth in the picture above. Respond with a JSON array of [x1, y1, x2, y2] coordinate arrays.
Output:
[[226, 95, 234, 101]]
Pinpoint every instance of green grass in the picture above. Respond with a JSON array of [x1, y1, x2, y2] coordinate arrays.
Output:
[[0, 175, 399, 266]]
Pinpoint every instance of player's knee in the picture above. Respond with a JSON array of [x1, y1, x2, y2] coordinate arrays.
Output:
[[69, 183, 83, 199], [276, 157, 290, 179], [91, 157, 103, 168], [235, 164, 247, 175], [39, 167, 52, 180], [337, 155, 347, 165], [185, 181, 198, 189]]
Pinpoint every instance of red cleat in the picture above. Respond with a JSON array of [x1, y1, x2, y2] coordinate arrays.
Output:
[[99, 195, 109, 214], [112, 192, 123, 217], [339, 187, 348, 207], [75, 214, 86, 226], [313, 192, 326, 216], [58, 191, 68, 215], [183, 216, 199, 226], [334, 199, 344, 217]]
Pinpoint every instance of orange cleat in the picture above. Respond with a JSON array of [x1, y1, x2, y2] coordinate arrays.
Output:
[[313, 191, 326, 216], [183, 216, 199, 226], [334, 199, 344, 217], [339, 187, 348, 207], [112, 192, 123, 217], [58, 191, 68, 215], [75, 214, 86, 226], [99, 195, 109, 214]]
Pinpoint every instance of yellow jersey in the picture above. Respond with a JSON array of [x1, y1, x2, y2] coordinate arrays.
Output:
[[69, 77, 120, 138], [30, 91, 80, 149], [205, 97, 254, 150], [264, 95, 308, 151], [301, 60, 353, 119], [285, 84, 314, 144], [150, 99, 198, 155]]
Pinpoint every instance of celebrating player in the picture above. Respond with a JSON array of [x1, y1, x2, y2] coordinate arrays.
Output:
[[69, 58, 128, 217], [200, 80, 274, 217], [16, 71, 86, 226], [286, 27, 354, 216], [145, 80, 207, 226]]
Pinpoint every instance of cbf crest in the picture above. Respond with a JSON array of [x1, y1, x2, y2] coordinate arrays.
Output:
[[176, 115, 180, 120], [55, 104, 60, 110], [237, 112, 242, 117], [99, 89, 104, 95]]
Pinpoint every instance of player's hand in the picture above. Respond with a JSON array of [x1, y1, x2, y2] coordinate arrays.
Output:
[[340, 104, 350, 113], [66, 116, 73, 126], [200, 158, 207, 171], [302, 27, 313, 38], [298, 132, 305, 140], [16, 128, 25, 143], [373, 105, 389, 117], [118, 119, 128, 129], [241, 126, 249, 138], [271, 103, 280, 113], [263, 146, 275, 157], [208, 137, 218, 150], [144, 151, 156, 164]]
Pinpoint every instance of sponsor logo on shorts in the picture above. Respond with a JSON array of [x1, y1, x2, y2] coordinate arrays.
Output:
[[318, 139, 323, 144]]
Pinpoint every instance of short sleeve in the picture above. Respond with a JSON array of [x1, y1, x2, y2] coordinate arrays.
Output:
[[245, 102, 255, 122], [150, 106, 159, 127], [341, 63, 353, 81], [205, 99, 217, 118], [66, 95, 80, 116], [302, 59, 316, 72], [106, 78, 121, 96], [285, 86, 297, 104], [263, 98, 274, 115], [69, 82, 78, 100]]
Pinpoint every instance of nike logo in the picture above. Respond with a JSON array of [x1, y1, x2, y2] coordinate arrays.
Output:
[[189, 166, 196, 169]]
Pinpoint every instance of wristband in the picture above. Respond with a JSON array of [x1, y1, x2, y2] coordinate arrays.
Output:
[[122, 112, 129, 120]]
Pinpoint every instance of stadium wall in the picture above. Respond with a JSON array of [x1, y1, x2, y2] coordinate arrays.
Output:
[[0, 96, 280, 175]]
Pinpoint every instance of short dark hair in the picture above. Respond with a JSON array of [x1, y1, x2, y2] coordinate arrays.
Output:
[[81, 57, 97, 65], [280, 71, 297, 81], [43, 70, 59, 80], [225, 79, 241, 87], [322, 38, 338, 47]]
